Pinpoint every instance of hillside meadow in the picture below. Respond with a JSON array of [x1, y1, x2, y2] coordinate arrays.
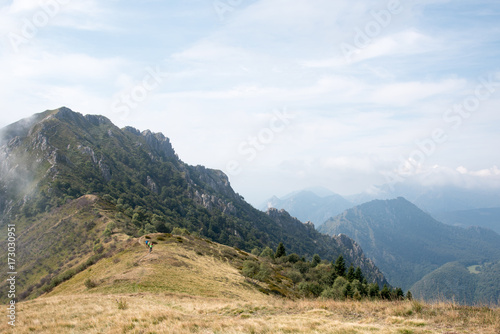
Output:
[[2, 233, 499, 333], [2, 294, 499, 333]]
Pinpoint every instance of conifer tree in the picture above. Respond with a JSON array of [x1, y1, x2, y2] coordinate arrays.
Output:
[[333, 255, 346, 277], [368, 283, 379, 297], [395, 287, 404, 300], [275, 242, 286, 258], [345, 282, 353, 298], [354, 266, 364, 282], [347, 264, 355, 282], [311, 254, 321, 267], [380, 284, 391, 300], [406, 290, 413, 301], [326, 270, 337, 287]]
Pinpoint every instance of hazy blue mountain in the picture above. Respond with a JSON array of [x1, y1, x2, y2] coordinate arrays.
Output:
[[347, 183, 500, 214], [432, 208, 500, 234], [261, 188, 353, 227], [318, 197, 500, 303]]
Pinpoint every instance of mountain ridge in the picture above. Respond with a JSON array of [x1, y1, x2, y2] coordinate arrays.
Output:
[[432, 207, 500, 234], [318, 197, 500, 303], [262, 189, 353, 226], [0, 107, 388, 302]]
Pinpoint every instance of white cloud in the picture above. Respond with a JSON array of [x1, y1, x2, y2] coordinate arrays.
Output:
[[349, 29, 438, 63], [369, 78, 467, 106], [457, 166, 500, 177], [6, 0, 44, 14], [1, 0, 499, 205]]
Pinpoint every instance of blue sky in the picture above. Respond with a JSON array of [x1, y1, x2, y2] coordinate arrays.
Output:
[[1, 0, 499, 205]]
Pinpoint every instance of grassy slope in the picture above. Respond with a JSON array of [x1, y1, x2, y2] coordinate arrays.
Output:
[[4, 292, 500, 333], [46, 233, 272, 300], [0, 195, 130, 301], [2, 233, 500, 334]]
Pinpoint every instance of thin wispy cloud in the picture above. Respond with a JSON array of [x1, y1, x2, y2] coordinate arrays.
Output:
[[1, 0, 499, 205]]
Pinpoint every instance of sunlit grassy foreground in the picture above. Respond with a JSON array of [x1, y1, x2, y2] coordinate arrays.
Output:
[[3, 294, 499, 333], [2, 234, 499, 333]]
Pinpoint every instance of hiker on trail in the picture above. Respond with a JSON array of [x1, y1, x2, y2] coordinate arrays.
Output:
[[149, 243, 153, 253], [145, 240, 149, 246]]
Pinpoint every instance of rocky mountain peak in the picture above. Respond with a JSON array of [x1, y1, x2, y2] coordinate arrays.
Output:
[[140, 129, 176, 159]]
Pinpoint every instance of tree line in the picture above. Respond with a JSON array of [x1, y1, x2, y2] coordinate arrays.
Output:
[[243, 242, 412, 301]]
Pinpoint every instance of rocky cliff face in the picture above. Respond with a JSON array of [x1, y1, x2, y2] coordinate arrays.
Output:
[[0, 111, 59, 219], [0, 109, 122, 221], [141, 130, 177, 160], [185, 165, 241, 215]]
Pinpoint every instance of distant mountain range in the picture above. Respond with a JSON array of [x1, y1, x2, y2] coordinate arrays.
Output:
[[318, 197, 500, 304], [432, 208, 500, 235], [0, 108, 387, 302], [261, 188, 353, 227], [357, 182, 500, 214], [263, 184, 500, 232]]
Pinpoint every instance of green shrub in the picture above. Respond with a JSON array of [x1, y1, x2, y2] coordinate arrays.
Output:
[[259, 247, 274, 259], [172, 227, 190, 235], [116, 299, 128, 310], [321, 287, 344, 300], [255, 263, 272, 282], [93, 243, 104, 254], [242, 260, 259, 278], [251, 247, 261, 256], [283, 268, 303, 284], [298, 282, 323, 297], [84, 278, 97, 289]]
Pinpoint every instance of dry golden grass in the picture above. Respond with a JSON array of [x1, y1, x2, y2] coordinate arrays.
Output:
[[44, 234, 269, 301], [2, 293, 499, 333], [2, 234, 499, 333]]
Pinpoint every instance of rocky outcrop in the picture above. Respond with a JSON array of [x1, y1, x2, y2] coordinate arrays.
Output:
[[266, 208, 301, 228], [190, 165, 233, 198], [78, 145, 111, 182], [141, 130, 176, 160], [123, 126, 141, 136], [192, 190, 237, 215], [185, 165, 240, 215], [146, 176, 158, 194], [98, 158, 112, 182], [78, 145, 97, 164]]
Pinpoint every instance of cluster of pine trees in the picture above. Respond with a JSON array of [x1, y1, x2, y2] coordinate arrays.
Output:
[[244, 242, 412, 301]]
